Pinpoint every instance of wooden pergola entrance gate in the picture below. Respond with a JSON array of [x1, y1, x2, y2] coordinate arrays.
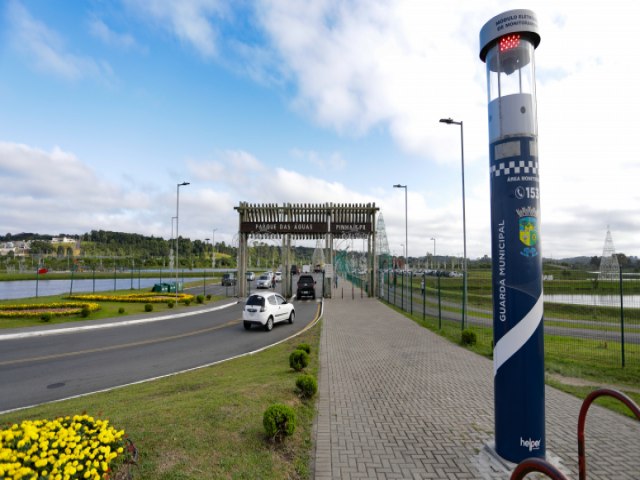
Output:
[[235, 202, 379, 298]]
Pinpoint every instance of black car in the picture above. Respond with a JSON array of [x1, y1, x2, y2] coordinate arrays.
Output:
[[296, 274, 316, 299], [221, 273, 237, 286]]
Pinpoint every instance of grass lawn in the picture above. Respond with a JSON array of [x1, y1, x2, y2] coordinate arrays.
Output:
[[0, 319, 322, 479]]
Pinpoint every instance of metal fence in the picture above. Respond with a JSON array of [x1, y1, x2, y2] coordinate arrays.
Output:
[[373, 268, 640, 371]]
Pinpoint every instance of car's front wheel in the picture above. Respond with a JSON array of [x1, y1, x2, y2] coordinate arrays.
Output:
[[265, 316, 274, 331], [243, 321, 251, 330], [288, 310, 295, 324]]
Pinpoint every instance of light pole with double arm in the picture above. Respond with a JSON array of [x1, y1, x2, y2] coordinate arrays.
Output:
[[393, 184, 408, 271], [175, 181, 190, 302], [439, 117, 467, 330]]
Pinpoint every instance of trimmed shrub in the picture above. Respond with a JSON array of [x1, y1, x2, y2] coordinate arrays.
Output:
[[168, 301, 175, 309], [80, 305, 91, 318], [184, 299, 192, 306], [296, 343, 311, 354], [206, 294, 212, 301], [263, 404, 296, 441], [118, 307, 125, 314], [295, 374, 317, 399], [40, 313, 52, 323], [144, 303, 153, 312], [461, 329, 477, 346], [289, 349, 309, 372], [196, 294, 204, 304]]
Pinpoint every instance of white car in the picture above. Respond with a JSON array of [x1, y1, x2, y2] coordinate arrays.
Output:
[[274, 271, 282, 282], [256, 273, 273, 289], [243, 292, 295, 331], [246, 271, 256, 281]]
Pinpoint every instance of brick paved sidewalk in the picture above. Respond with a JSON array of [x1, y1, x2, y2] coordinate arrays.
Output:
[[313, 293, 640, 479]]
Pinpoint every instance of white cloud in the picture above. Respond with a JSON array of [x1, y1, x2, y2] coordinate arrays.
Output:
[[88, 18, 141, 51], [0, 142, 150, 234], [7, 1, 114, 82], [290, 149, 346, 170], [123, 0, 228, 58]]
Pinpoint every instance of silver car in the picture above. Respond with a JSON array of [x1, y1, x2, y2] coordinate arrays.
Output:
[[256, 273, 272, 289], [242, 292, 295, 331]]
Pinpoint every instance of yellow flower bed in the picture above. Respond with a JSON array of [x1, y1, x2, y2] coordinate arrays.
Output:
[[65, 293, 194, 303], [0, 414, 128, 480], [0, 303, 101, 318]]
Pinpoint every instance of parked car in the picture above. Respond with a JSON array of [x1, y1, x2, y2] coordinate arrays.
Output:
[[246, 271, 256, 281], [256, 273, 272, 289], [296, 274, 316, 299], [290, 265, 299, 275], [221, 273, 236, 286], [242, 292, 295, 331], [274, 271, 282, 282]]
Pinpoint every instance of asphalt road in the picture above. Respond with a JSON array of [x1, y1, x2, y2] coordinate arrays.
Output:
[[0, 283, 321, 413]]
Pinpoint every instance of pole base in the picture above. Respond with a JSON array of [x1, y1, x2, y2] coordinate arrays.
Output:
[[474, 440, 569, 479]]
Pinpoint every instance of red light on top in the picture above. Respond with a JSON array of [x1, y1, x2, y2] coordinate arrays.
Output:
[[499, 34, 521, 52]]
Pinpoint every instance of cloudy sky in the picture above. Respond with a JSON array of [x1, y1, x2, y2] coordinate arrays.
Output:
[[1, 0, 638, 260]]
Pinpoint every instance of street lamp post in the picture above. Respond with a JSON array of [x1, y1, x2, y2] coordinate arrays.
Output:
[[439, 118, 467, 330], [393, 184, 408, 271], [175, 181, 190, 302], [212, 228, 217, 269]]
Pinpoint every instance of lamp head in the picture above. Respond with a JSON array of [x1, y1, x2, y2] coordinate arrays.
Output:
[[178, 181, 190, 186], [439, 118, 453, 124]]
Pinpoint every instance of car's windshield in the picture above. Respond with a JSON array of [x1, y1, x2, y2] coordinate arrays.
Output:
[[246, 295, 265, 306], [259, 275, 269, 280]]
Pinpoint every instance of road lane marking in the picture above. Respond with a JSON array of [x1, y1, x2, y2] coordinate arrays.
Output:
[[0, 301, 240, 341]]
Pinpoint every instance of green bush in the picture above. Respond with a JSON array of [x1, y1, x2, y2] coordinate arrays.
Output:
[[206, 294, 212, 301], [118, 307, 125, 314], [80, 305, 91, 318], [289, 349, 309, 372], [295, 374, 317, 399], [184, 299, 192, 306], [263, 404, 296, 441], [461, 329, 477, 346], [196, 294, 204, 304], [145, 303, 153, 312], [168, 301, 175, 308], [296, 343, 311, 354], [40, 312, 52, 323]]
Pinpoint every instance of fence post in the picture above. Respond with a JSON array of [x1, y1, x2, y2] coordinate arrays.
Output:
[[410, 271, 413, 315], [438, 274, 442, 329], [401, 272, 405, 310], [422, 273, 426, 322], [619, 266, 626, 368]]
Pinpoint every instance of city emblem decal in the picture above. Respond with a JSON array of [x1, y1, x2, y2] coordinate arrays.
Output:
[[517, 206, 538, 257]]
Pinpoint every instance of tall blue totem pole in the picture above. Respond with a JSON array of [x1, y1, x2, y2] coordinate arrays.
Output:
[[479, 10, 545, 463]]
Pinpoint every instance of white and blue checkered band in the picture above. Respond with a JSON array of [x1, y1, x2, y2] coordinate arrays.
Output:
[[491, 160, 538, 177]]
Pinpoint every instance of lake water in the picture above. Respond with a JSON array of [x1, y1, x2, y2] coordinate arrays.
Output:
[[545, 294, 640, 308], [0, 276, 207, 300]]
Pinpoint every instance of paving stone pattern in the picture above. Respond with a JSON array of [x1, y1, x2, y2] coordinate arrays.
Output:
[[313, 293, 640, 479]]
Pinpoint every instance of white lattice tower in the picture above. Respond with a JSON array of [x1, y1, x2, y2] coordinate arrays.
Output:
[[598, 226, 619, 281], [312, 239, 325, 266], [376, 213, 391, 269]]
